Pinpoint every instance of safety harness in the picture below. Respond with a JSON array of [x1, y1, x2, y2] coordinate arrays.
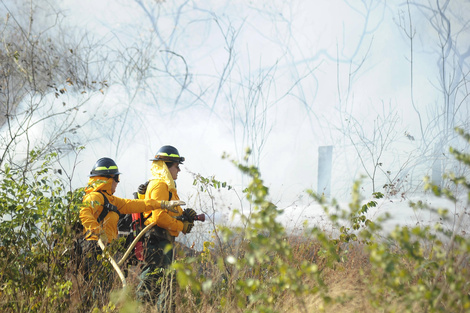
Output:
[[96, 190, 120, 223], [83, 191, 120, 240]]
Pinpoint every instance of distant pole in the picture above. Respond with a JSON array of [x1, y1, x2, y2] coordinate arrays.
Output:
[[318, 145, 333, 198]]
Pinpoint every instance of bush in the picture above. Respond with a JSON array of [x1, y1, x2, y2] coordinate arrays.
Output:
[[173, 128, 470, 313], [1, 128, 469, 312], [173, 150, 331, 313], [0, 151, 84, 312], [361, 127, 470, 312]]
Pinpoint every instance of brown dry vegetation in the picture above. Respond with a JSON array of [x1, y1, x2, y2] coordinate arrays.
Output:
[[1, 217, 469, 313], [1, 129, 469, 313]]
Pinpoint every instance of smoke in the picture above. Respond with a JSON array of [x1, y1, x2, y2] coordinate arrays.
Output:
[[3, 0, 467, 234]]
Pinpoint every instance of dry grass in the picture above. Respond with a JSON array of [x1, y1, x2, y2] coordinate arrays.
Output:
[[2, 230, 468, 313], [298, 241, 374, 313], [300, 270, 371, 313]]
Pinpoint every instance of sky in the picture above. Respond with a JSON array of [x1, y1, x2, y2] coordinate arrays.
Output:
[[3, 0, 469, 239]]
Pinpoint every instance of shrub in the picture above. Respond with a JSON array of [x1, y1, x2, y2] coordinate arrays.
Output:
[[173, 149, 328, 313], [361, 128, 470, 312], [1, 129, 469, 313], [0, 151, 84, 312]]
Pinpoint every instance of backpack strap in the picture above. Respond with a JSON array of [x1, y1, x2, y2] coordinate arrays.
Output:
[[96, 190, 119, 223]]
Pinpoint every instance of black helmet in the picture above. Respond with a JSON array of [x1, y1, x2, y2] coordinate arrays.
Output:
[[89, 157, 121, 177], [150, 145, 185, 164]]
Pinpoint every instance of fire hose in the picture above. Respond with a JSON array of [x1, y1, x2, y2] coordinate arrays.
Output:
[[97, 213, 205, 288]]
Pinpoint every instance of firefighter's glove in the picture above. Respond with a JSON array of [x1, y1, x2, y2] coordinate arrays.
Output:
[[161, 200, 186, 213], [183, 208, 197, 222], [137, 181, 149, 195], [182, 221, 194, 234]]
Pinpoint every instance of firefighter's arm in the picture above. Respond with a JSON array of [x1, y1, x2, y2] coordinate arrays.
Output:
[[155, 211, 184, 232], [113, 197, 184, 215], [79, 193, 103, 240]]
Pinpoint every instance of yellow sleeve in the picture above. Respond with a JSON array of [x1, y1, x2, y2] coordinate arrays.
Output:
[[154, 210, 184, 233], [112, 197, 163, 215]]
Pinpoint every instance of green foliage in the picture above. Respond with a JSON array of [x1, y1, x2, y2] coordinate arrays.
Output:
[[173, 151, 327, 313], [307, 128, 470, 312], [363, 208, 470, 311], [193, 174, 232, 192], [0, 150, 84, 312], [1, 130, 469, 313], [172, 128, 470, 312], [360, 127, 470, 312], [307, 183, 383, 269]]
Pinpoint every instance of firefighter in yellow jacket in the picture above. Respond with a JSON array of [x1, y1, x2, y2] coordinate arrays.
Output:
[[79, 157, 184, 307], [138, 145, 196, 308]]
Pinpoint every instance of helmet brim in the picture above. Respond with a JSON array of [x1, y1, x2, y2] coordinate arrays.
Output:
[[150, 156, 185, 164], [89, 171, 122, 177]]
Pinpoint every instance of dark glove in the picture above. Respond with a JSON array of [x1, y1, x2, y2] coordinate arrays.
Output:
[[138, 181, 149, 195], [182, 221, 194, 234], [183, 208, 197, 222]]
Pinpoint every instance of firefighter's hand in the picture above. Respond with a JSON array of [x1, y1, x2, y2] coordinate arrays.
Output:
[[138, 181, 149, 195], [161, 200, 186, 213], [182, 221, 194, 234], [183, 208, 197, 222]]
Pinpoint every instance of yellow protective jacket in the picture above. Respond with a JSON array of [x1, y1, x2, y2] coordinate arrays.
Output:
[[80, 176, 167, 243], [143, 161, 184, 237]]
